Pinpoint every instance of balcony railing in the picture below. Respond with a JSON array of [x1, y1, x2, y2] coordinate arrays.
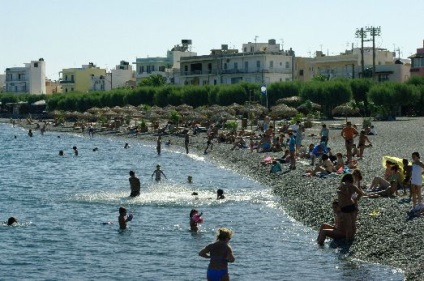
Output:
[[180, 68, 292, 76], [60, 80, 75, 84]]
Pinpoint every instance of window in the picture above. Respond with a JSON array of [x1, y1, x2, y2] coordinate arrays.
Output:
[[299, 69, 304, 76], [244, 47, 247, 52], [147, 66, 151, 73], [245, 61, 249, 71], [159, 66, 165, 72], [224, 63, 227, 70], [71, 75, 74, 81], [269, 61, 274, 68], [34, 63, 38, 67], [141, 66, 144, 73], [285, 62, 290, 69], [256, 60, 260, 68], [184, 65, 188, 72], [234, 62, 238, 70], [65, 75, 68, 81], [251, 47, 254, 52]]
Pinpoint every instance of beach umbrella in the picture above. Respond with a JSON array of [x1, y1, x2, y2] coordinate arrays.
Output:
[[269, 104, 298, 119], [332, 104, 360, 117], [176, 104, 193, 114], [112, 106, 123, 113], [87, 107, 101, 114], [276, 96, 302, 107], [297, 101, 321, 114], [104, 110, 118, 117]]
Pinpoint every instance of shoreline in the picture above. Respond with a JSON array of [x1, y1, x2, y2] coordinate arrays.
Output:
[[5, 118, 423, 280]]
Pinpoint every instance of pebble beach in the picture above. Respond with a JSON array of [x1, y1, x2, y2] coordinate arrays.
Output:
[[10, 116, 424, 280]]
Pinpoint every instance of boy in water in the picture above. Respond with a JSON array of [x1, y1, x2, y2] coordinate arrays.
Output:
[[118, 207, 133, 230], [129, 170, 141, 197], [151, 165, 167, 182]]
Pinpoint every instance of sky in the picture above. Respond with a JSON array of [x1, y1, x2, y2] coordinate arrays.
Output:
[[1, 0, 422, 80]]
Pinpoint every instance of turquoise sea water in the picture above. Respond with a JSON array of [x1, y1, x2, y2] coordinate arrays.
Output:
[[0, 123, 403, 280]]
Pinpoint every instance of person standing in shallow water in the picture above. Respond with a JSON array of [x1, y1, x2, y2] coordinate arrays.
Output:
[[151, 165, 167, 182], [184, 132, 190, 154], [156, 136, 162, 155], [199, 228, 235, 281], [128, 171, 141, 197]]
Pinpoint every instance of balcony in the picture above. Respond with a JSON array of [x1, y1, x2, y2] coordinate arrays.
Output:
[[60, 80, 75, 84]]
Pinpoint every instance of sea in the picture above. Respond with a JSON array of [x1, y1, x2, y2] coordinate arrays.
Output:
[[0, 123, 403, 281]]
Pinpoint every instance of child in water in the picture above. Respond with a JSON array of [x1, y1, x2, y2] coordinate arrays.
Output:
[[118, 207, 133, 230], [151, 165, 167, 182], [190, 209, 203, 232]]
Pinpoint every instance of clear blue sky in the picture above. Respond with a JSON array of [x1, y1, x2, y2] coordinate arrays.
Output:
[[1, 0, 422, 80]]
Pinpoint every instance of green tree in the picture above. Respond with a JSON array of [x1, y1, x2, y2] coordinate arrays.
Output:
[[139, 74, 167, 87]]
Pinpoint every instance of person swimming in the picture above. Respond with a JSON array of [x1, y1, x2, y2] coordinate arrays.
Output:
[[7, 217, 17, 226], [217, 189, 225, 200]]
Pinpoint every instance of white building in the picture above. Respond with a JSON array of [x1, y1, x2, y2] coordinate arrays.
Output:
[[0, 74, 5, 92], [5, 58, 46, 94], [179, 39, 294, 85], [111, 61, 134, 89], [89, 61, 135, 91], [133, 40, 197, 84]]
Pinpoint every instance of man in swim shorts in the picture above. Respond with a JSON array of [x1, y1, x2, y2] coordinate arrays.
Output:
[[341, 121, 358, 163], [129, 170, 141, 197]]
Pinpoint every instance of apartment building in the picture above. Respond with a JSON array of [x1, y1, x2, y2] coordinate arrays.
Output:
[[179, 39, 294, 86], [59, 63, 106, 93], [409, 40, 424, 77], [133, 40, 197, 85], [296, 47, 409, 82], [4, 58, 46, 94]]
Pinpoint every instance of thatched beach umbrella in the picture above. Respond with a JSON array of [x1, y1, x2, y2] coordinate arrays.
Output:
[[269, 104, 298, 119], [332, 104, 360, 117], [176, 104, 193, 114], [277, 96, 302, 107], [297, 101, 321, 114], [87, 107, 101, 114]]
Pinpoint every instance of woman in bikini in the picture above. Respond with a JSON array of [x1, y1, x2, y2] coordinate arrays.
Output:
[[199, 228, 235, 281], [337, 174, 365, 241]]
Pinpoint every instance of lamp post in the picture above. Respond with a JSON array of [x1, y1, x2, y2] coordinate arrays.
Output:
[[261, 85, 268, 109]]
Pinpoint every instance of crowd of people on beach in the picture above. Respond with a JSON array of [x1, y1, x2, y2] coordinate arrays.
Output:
[[11, 113, 422, 279]]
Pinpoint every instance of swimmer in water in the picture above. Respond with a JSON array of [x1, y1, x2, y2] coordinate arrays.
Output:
[[124, 143, 129, 149], [73, 146, 78, 156], [217, 189, 225, 200], [188, 176, 193, 184], [190, 209, 203, 232], [28, 129, 33, 137], [59, 150, 64, 156], [151, 165, 167, 182], [7, 217, 17, 226], [118, 207, 133, 230]]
